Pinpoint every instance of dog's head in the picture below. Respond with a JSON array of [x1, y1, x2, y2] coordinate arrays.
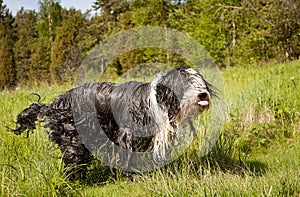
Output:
[[155, 67, 213, 123], [150, 67, 214, 162]]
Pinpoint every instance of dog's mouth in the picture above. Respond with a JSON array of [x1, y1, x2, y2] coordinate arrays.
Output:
[[197, 92, 210, 107]]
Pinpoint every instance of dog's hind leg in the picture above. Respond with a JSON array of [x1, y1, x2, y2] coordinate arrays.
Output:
[[45, 111, 93, 181], [10, 93, 93, 181]]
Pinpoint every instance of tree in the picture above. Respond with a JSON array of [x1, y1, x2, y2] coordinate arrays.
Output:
[[262, 0, 300, 61], [14, 8, 38, 84], [131, 0, 171, 26], [37, 0, 62, 48], [89, 0, 132, 76], [91, 0, 131, 41], [25, 0, 62, 84], [29, 37, 51, 84], [50, 9, 87, 83], [0, 0, 16, 89]]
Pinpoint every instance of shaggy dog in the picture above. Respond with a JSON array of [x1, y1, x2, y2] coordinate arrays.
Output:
[[11, 67, 213, 179]]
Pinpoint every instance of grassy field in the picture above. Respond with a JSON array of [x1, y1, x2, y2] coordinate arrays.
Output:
[[0, 61, 299, 196]]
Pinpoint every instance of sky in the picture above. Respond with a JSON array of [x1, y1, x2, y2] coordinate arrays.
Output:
[[3, 0, 96, 15]]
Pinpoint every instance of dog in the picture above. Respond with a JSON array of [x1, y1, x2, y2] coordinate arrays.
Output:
[[11, 67, 213, 179]]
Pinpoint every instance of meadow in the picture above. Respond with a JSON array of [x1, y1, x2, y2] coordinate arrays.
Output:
[[0, 61, 299, 196]]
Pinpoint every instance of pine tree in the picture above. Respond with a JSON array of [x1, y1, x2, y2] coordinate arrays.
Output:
[[50, 9, 87, 83], [29, 37, 51, 84], [26, 0, 62, 84], [0, 0, 16, 89], [14, 8, 38, 84]]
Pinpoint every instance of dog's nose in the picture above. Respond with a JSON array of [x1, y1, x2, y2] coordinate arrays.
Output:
[[198, 92, 209, 100]]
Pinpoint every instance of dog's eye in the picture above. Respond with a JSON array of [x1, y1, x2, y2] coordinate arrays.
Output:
[[198, 92, 208, 101]]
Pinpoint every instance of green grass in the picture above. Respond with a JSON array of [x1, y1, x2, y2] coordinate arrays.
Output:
[[0, 61, 299, 196]]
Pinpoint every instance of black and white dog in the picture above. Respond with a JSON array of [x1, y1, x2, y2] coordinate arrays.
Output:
[[11, 67, 213, 179]]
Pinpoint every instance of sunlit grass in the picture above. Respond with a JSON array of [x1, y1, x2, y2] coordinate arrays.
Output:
[[0, 61, 299, 196]]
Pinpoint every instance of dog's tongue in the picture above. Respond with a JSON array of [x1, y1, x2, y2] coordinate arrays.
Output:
[[198, 101, 209, 107]]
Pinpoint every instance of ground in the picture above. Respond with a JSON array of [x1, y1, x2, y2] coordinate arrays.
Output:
[[0, 61, 299, 196]]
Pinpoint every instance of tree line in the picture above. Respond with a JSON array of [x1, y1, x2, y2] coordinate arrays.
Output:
[[0, 0, 299, 89]]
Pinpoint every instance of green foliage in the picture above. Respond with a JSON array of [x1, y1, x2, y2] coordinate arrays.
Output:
[[90, 0, 131, 39], [29, 37, 51, 84], [1, 0, 300, 86], [14, 9, 38, 85], [234, 0, 300, 63], [50, 9, 87, 84], [0, 0, 16, 90], [131, 0, 171, 26], [37, 0, 62, 42]]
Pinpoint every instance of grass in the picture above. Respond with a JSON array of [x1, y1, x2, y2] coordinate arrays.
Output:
[[0, 61, 299, 196]]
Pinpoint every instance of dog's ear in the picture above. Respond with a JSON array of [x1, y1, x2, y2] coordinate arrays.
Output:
[[155, 83, 180, 125]]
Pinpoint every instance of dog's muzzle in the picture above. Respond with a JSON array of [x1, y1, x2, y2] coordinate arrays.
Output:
[[197, 92, 210, 107]]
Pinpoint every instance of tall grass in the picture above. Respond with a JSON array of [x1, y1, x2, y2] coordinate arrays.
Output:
[[0, 61, 299, 196], [223, 62, 300, 158]]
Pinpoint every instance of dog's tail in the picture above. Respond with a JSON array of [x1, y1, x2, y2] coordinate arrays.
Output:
[[10, 94, 47, 135]]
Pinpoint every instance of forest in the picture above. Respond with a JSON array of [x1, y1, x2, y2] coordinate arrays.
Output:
[[0, 0, 299, 89]]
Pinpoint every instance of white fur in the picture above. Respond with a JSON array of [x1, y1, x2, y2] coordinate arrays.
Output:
[[148, 75, 175, 162]]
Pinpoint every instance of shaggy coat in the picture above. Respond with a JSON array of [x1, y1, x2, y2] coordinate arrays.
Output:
[[11, 67, 213, 178]]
